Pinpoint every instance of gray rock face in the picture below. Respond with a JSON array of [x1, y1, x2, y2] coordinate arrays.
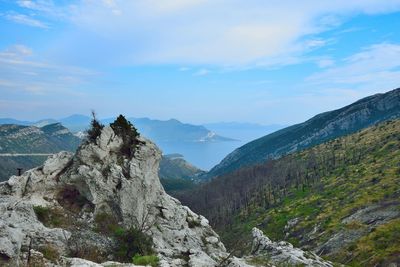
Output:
[[60, 127, 231, 266], [316, 201, 400, 256], [0, 126, 243, 266], [250, 228, 332, 267]]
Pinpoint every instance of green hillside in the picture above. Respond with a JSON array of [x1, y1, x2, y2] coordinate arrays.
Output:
[[180, 119, 400, 266], [206, 88, 400, 179]]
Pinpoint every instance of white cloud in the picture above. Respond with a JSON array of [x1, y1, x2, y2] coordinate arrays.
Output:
[[317, 58, 335, 68], [8, 0, 400, 68], [17, 0, 53, 12], [0, 44, 97, 95], [57, 0, 400, 66], [193, 68, 210, 76], [101, 0, 121, 15], [4, 13, 49, 28], [307, 43, 400, 89], [0, 44, 33, 58], [179, 67, 190, 72], [15, 0, 71, 20]]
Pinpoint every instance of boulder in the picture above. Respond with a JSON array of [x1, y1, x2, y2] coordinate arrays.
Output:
[[250, 227, 333, 267]]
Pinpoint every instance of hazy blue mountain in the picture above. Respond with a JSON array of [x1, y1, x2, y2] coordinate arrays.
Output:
[[203, 122, 285, 143], [1, 115, 235, 144], [59, 114, 92, 132], [206, 87, 400, 179], [129, 118, 235, 143], [126, 118, 238, 170], [0, 118, 32, 125], [0, 116, 240, 169]]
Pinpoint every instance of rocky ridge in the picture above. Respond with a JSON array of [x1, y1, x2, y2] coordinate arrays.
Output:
[[0, 126, 243, 266]]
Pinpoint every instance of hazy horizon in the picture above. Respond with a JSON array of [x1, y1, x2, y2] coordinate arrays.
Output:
[[1, 1, 400, 125]]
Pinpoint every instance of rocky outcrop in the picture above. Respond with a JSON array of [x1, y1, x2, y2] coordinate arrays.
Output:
[[250, 228, 333, 267], [0, 126, 243, 267], [316, 201, 400, 256]]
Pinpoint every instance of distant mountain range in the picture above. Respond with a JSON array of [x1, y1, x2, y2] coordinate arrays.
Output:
[[0, 115, 235, 143], [206, 87, 400, 179], [130, 118, 235, 143], [0, 116, 244, 169]]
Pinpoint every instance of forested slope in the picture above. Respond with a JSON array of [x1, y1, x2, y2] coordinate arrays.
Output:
[[179, 119, 400, 266]]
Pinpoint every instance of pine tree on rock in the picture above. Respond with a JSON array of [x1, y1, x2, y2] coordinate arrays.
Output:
[[110, 115, 140, 158], [87, 111, 104, 143]]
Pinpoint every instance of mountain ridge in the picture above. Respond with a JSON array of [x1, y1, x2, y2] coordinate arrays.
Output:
[[206, 87, 400, 179]]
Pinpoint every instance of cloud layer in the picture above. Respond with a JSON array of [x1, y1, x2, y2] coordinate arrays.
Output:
[[57, 0, 400, 66], [307, 43, 400, 90], [0, 44, 96, 95]]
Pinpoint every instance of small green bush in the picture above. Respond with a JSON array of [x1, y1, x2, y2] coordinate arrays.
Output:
[[93, 211, 156, 263], [68, 241, 106, 263], [94, 212, 119, 235], [33, 206, 69, 228], [187, 218, 202, 228], [113, 227, 155, 262], [33, 206, 49, 222], [132, 254, 159, 267], [39, 244, 60, 262]]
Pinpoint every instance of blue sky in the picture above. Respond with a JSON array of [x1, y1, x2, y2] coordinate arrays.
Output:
[[1, 0, 400, 124]]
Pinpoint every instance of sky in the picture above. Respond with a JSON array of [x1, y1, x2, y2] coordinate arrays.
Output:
[[1, 0, 400, 125]]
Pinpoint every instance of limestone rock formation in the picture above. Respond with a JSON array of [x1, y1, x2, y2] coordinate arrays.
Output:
[[0, 126, 241, 267]]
